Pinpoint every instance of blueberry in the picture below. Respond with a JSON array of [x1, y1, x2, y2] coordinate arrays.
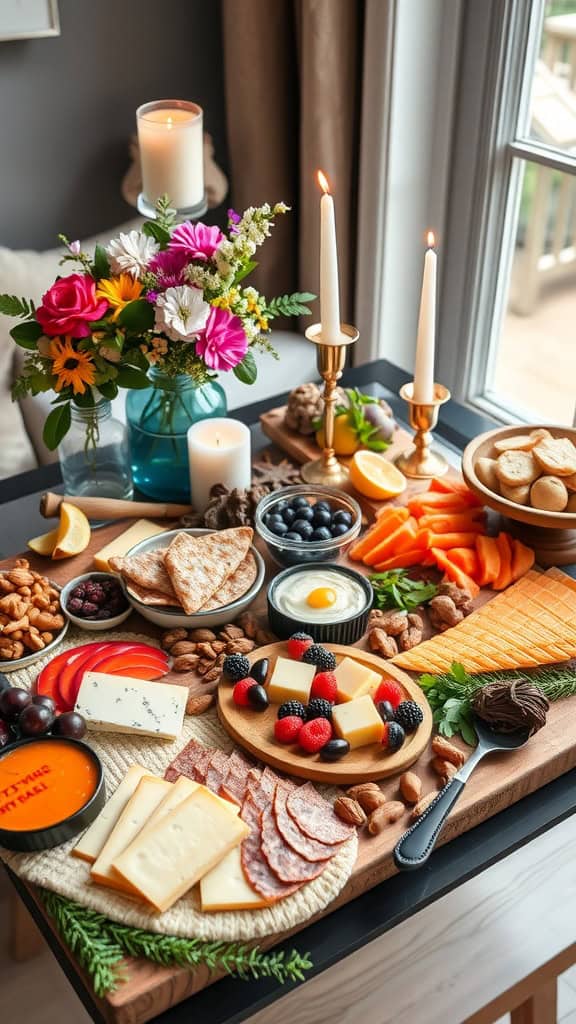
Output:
[[314, 501, 332, 512], [284, 531, 303, 542], [332, 510, 352, 527], [330, 522, 350, 538], [292, 519, 314, 539], [266, 513, 284, 529], [291, 496, 311, 510], [320, 738, 350, 761], [312, 508, 331, 528], [294, 505, 314, 522], [311, 526, 332, 542], [269, 519, 289, 537], [274, 500, 288, 514], [281, 507, 296, 526]]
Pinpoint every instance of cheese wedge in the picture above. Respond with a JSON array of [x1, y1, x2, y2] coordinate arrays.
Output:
[[267, 657, 316, 705], [72, 764, 149, 863], [91, 776, 172, 892], [94, 519, 168, 572], [332, 694, 384, 750], [200, 845, 270, 912], [334, 656, 381, 702], [112, 786, 250, 912]]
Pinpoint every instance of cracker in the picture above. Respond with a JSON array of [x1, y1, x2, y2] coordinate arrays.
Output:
[[495, 449, 540, 487], [126, 580, 182, 607], [199, 552, 258, 611], [493, 434, 538, 453], [500, 482, 530, 505], [530, 475, 568, 512], [164, 528, 253, 615], [533, 437, 576, 477], [109, 550, 177, 600]]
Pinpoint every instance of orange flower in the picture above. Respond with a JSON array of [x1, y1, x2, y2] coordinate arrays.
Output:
[[49, 336, 96, 395], [96, 274, 142, 320]]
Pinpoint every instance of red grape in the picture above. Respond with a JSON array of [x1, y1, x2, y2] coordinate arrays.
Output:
[[0, 720, 11, 748], [0, 687, 32, 721], [32, 694, 57, 714], [19, 703, 54, 737], [52, 712, 86, 739]]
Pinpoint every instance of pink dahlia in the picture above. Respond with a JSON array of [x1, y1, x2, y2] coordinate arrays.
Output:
[[149, 248, 189, 288], [168, 221, 225, 261], [37, 273, 109, 338], [196, 306, 248, 371]]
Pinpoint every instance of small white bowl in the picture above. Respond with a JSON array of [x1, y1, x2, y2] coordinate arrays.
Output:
[[0, 574, 69, 673], [60, 572, 132, 631], [120, 528, 265, 629]]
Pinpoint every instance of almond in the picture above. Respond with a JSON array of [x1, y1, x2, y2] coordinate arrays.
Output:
[[161, 628, 188, 650], [333, 796, 366, 827], [399, 771, 422, 804], [170, 641, 198, 657], [219, 624, 245, 641], [226, 637, 256, 654], [367, 800, 405, 834], [186, 693, 215, 715], [188, 628, 217, 642], [411, 792, 437, 821], [431, 735, 466, 767], [172, 653, 200, 672], [431, 757, 458, 784], [346, 782, 381, 801]]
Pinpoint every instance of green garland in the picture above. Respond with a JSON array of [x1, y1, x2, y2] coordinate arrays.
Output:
[[419, 661, 576, 745], [41, 890, 313, 998]]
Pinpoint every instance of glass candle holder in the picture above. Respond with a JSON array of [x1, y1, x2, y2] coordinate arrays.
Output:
[[136, 99, 206, 218]]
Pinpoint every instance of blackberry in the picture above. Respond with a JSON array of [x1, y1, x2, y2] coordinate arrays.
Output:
[[384, 721, 405, 752], [278, 700, 307, 721], [222, 653, 251, 682], [302, 644, 337, 671], [394, 700, 424, 733], [306, 698, 333, 722]]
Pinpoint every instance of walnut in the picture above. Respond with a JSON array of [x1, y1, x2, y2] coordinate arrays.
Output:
[[172, 654, 200, 672], [188, 628, 217, 642], [170, 641, 197, 657], [219, 624, 245, 641], [428, 595, 464, 632], [368, 628, 398, 658], [161, 628, 189, 650], [398, 626, 423, 651], [225, 637, 255, 655], [407, 611, 424, 631], [437, 582, 473, 610]]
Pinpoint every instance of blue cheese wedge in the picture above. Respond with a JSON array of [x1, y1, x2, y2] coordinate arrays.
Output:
[[75, 672, 187, 740]]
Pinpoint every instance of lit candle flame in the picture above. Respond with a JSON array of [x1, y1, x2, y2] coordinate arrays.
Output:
[[317, 169, 330, 195], [166, 116, 173, 131], [427, 230, 435, 248], [216, 435, 220, 448]]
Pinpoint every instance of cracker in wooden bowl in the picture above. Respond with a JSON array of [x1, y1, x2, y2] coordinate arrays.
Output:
[[495, 450, 540, 487], [533, 437, 576, 477]]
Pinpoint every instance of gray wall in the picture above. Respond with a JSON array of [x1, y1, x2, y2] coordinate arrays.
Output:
[[0, 0, 228, 249]]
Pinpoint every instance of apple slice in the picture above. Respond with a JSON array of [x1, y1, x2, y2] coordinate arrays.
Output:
[[62, 644, 169, 710], [91, 652, 169, 678], [36, 642, 110, 709], [59, 642, 145, 711]]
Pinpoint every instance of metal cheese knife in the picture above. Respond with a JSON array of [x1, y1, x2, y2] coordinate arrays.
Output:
[[394, 717, 530, 871]]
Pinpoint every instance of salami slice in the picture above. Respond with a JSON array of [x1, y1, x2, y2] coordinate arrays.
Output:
[[240, 792, 300, 901], [274, 787, 337, 862], [261, 807, 327, 883], [286, 782, 355, 844], [205, 749, 230, 793], [220, 750, 253, 805], [191, 746, 216, 783], [163, 739, 214, 783]]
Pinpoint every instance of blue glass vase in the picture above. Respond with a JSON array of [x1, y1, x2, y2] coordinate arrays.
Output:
[[126, 368, 227, 502]]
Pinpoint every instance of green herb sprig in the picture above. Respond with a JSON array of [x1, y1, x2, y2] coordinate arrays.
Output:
[[370, 569, 438, 612], [41, 890, 313, 998], [419, 660, 576, 745]]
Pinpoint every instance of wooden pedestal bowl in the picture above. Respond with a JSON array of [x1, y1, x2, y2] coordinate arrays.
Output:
[[461, 424, 576, 566]]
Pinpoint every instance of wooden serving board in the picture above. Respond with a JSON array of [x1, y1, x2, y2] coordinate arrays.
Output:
[[218, 643, 433, 783], [3, 517, 576, 1024]]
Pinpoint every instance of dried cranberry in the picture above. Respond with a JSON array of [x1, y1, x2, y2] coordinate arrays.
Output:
[[82, 601, 98, 616], [67, 597, 84, 614]]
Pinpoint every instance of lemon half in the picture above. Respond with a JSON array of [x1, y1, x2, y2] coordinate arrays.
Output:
[[349, 451, 407, 500]]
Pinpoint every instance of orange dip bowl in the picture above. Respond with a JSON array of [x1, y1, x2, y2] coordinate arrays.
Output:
[[0, 736, 104, 851]]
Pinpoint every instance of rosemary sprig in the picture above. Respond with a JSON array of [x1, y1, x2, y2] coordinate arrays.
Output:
[[41, 890, 313, 997]]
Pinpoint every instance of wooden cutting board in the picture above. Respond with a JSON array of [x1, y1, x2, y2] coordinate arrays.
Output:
[[3, 519, 576, 1024]]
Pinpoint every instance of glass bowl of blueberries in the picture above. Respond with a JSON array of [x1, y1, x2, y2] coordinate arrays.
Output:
[[255, 485, 362, 566], [60, 572, 131, 631]]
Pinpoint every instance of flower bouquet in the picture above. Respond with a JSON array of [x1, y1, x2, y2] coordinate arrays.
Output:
[[0, 198, 314, 459]]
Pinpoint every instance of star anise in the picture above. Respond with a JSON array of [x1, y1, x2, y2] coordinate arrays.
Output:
[[251, 452, 302, 489]]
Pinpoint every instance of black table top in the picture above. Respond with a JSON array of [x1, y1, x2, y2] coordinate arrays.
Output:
[[3, 358, 575, 1024]]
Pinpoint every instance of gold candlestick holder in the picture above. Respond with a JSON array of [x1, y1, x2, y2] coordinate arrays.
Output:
[[301, 323, 359, 487], [395, 381, 451, 479]]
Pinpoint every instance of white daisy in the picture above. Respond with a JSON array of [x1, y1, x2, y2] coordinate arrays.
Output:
[[154, 285, 210, 342], [106, 230, 159, 279]]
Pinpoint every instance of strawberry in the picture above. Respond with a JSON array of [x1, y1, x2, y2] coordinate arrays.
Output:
[[298, 717, 333, 753], [232, 677, 257, 707], [286, 632, 314, 660], [374, 678, 404, 709], [310, 671, 337, 703], [274, 716, 304, 744]]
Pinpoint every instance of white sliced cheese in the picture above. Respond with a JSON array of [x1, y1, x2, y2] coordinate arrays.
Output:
[[91, 776, 172, 891], [71, 764, 149, 864], [112, 785, 250, 912], [75, 672, 187, 741], [200, 845, 270, 912]]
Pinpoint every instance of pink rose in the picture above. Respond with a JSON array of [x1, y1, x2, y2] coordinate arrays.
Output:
[[37, 273, 109, 338], [195, 306, 248, 371], [168, 221, 225, 262]]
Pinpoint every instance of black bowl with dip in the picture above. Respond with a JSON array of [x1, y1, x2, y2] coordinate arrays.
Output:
[[267, 563, 373, 645]]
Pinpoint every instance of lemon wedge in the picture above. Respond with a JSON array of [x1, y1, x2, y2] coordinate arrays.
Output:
[[27, 528, 60, 557], [349, 450, 407, 500], [51, 502, 91, 559]]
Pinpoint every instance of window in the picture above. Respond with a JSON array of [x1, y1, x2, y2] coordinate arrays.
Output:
[[441, 0, 576, 426]]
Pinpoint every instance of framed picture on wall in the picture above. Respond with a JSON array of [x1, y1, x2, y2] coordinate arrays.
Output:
[[0, 0, 60, 41]]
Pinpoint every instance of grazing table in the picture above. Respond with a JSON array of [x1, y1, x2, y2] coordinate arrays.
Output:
[[2, 359, 576, 1024]]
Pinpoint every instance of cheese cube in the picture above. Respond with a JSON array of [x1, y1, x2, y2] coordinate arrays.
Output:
[[75, 672, 187, 740], [94, 519, 168, 572], [334, 656, 381, 702], [91, 775, 171, 891], [267, 656, 316, 705], [200, 845, 270, 912], [112, 786, 250, 912], [72, 764, 149, 863], [332, 694, 384, 749]]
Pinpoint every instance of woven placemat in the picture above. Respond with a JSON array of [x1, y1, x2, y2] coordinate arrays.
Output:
[[0, 630, 357, 942]]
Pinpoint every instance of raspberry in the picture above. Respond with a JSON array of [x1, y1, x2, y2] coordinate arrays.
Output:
[[223, 653, 251, 682], [274, 716, 303, 743], [381, 721, 405, 752], [277, 700, 307, 720], [310, 671, 337, 702], [305, 698, 333, 722], [232, 677, 257, 707], [287, 632, 314, 659], [302, 644, 337, 671], [394, 700, 424, 733], [374, 679, 404, 709], [298, 718, 333, 753]]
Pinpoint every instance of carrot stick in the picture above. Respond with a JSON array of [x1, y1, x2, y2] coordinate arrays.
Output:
[[492, 533, 513, 590], [510, 537, 535, 582], [362, 517, 418, 566], [444, 546, 480, 580], [426, 532, 482, 550], [417, 512, 485, 532], [348, 506, 409, 561], [430, 548, 480, 597], [475, 535, 501, 586], [428, 477, 473, 495], [372, 549, 427, 571]]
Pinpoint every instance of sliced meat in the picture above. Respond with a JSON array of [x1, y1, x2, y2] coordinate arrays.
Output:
[[274, 787, 337, 862], [163, 738, 214, 783], [261, 807, 327, 883], [191, 745, 217, 784], [205, 749, 230, 793], [286, 782, 355, 844], [260, 765, 280, 799], [247, 772, 277, 814], [220, 750, 253, 805], [240, 792, 300, 901]]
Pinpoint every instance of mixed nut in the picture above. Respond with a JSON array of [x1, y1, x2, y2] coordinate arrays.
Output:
[[0, 559, 65, 660]]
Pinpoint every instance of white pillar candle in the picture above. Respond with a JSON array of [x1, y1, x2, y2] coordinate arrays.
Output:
[[317, 170, 344, 344], [137, 100, 204, 211], [413, 231, 437, 405], [187, 418, 251, 512]]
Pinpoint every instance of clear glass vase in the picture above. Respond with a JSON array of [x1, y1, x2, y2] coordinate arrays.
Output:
[[126, 368, 228, 502], [58, 400, 133, 501]]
